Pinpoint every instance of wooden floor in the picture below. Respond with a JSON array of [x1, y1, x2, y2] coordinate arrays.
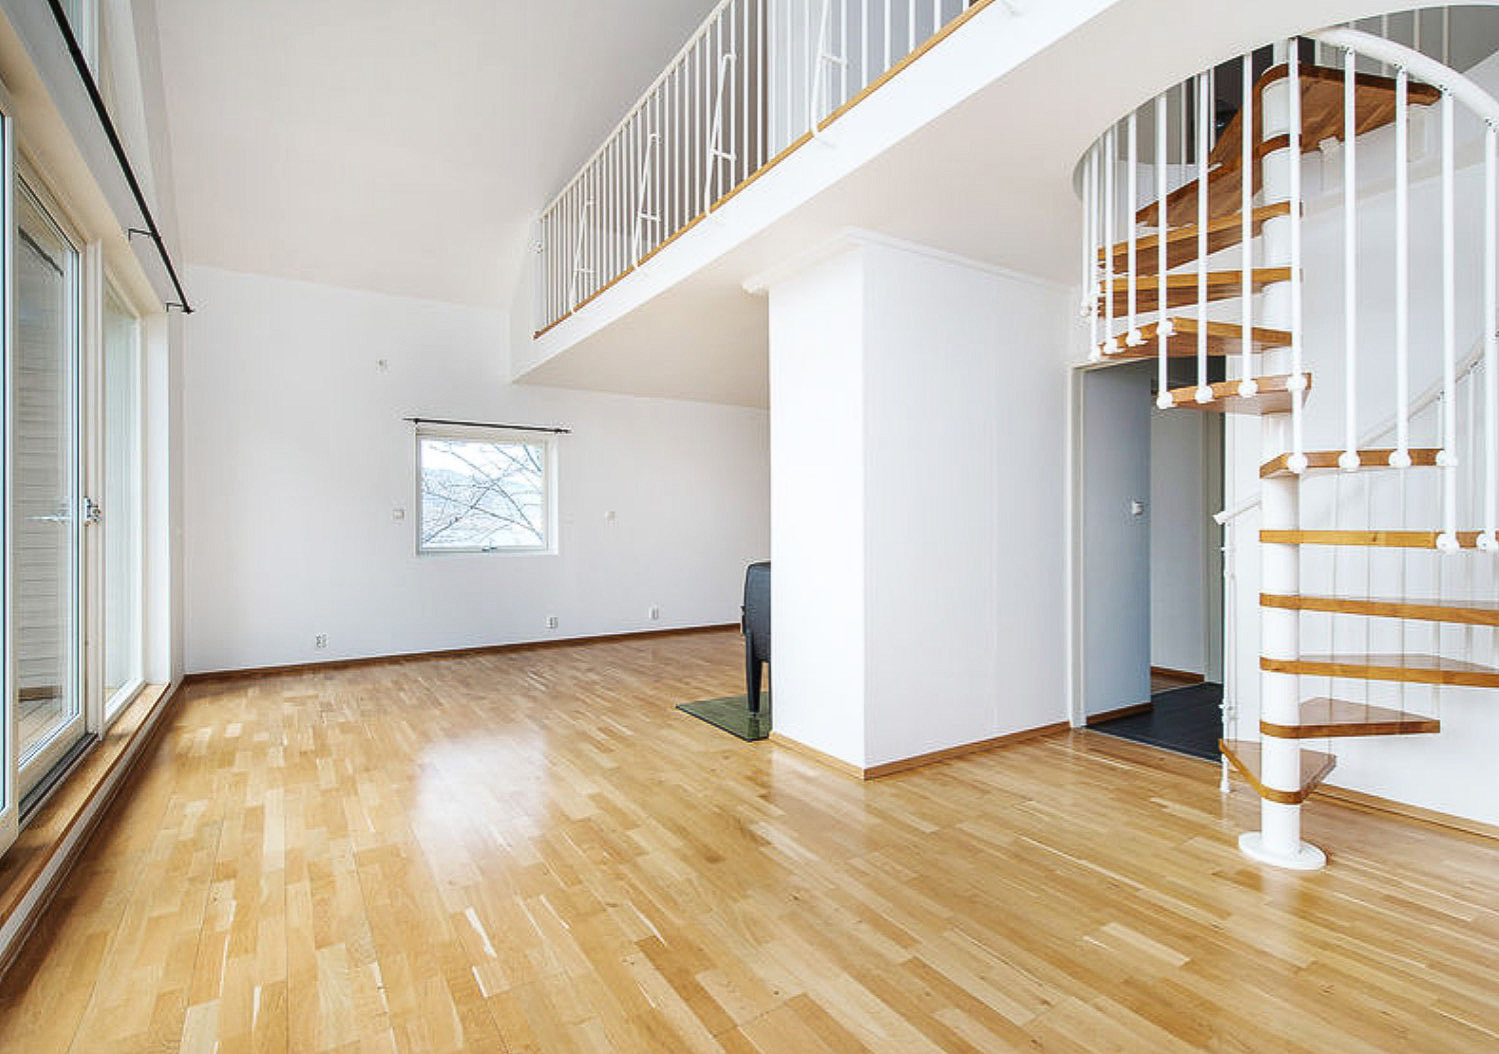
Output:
[[1, 630, 1496, 1053]]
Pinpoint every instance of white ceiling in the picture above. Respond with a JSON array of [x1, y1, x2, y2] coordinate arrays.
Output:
[[153, 0, 718, 307]]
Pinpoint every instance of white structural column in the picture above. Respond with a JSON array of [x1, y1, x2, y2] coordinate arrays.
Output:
[[1241, 49, 1326, 870], [752, 233, 1070, 773]]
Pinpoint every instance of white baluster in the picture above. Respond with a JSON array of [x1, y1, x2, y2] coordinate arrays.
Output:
[[1341, 49, 1361, 472], [1196, 73, 1211, 404], [1241, 51, 1258, 399], [568, 199, 594, 312], [1127, 112, 1140, 345], [631, 133, 661, 263], [702, 53, 738, 213], [1157, 93, 1172, 409], [1088, 144, 1100, 357], [1289, 39, 1307, 475], [1439, 91, 1460, 553], [1484, 123, 1498, 551], [1393, 69, 1412, 468], [1104, 125, 1117, 354]]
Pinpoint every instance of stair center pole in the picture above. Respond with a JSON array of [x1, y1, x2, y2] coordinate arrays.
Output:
[[1243, 38, 1326, 870]]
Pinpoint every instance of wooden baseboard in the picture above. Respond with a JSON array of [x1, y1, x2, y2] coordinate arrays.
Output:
[[1150, 666, 1206, 683], [1085, 702, 1153, 726], [1315, 782, 1499, 842], [771, 722, 1070, 781], [863, 722, 1071, 778], [183, 623, 741, 683], [0, 681, 184, 981], [767, 732, 863, 778]]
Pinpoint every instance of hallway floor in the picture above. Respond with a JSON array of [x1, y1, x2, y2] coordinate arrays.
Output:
[[1090, 682, 1224, 761], [0, 632, 1495, 1052]]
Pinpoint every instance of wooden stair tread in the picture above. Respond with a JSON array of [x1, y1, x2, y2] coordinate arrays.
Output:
[[1262, 593, 1499, 627], [1261, 529, 1488, 550], [1099, 318, 1291, 361], [1261, 448, 1442, 477], [1262, 653, 1499, 688], [1219, 739, 1336, 806], [1100, 203, 1292, 272], [1099, 267, 1291, 314], [1138, 64, 1438, 228], [1291, 63, 1439, 159], [1135, 159, 1259, 231], [1262, 698, 1440, 739], [1165, 373, 1309, 415]]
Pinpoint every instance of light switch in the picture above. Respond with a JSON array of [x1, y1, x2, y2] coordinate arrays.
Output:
[[1130, 500, 1146, 517]]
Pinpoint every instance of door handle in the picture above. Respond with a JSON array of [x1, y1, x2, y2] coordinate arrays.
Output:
[[83, 497, 102, 525]]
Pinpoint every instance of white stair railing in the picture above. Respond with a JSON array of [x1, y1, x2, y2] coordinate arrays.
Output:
[[630, 133, 662, 264], [536, 0, 1006, 333]]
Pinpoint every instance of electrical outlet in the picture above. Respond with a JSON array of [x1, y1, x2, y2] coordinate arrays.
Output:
[[315, 634, 328, 649], [649, 605, 661, 621], [545, 615, 559, 629]]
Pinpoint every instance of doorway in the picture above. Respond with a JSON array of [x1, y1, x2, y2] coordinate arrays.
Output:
[[1076, 359, 1225, 761]]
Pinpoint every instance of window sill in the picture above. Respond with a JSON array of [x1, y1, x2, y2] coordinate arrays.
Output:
[[0, 681, 178, 971]]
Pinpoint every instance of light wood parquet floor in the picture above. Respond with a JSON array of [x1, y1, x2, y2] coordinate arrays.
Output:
[[0, 629, 1496, 1052]]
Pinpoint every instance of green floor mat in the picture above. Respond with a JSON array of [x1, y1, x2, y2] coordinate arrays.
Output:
[[676, 695, 771, 742]]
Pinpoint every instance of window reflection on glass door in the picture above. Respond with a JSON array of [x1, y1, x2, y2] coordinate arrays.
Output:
[[101, 289, 142, 716], [14, 181, 84, 791]]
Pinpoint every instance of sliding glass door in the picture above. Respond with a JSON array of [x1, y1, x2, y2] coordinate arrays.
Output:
[[101, 288, 142, 717], [14, 180, 84, 797]]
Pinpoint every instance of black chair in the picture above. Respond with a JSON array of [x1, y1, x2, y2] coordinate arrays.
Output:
[[742, 562, 771, 713]]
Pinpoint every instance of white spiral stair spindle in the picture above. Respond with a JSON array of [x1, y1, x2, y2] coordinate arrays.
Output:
[[1241, 50, 1257, 399], [1393, 68, 1412, 469], [1486, 123, 1499, 552], [1196, 73, 1211, 404], [1157, 94, 1170, 408], [1440, 90, 1460, 553], [1341, 50, 1361, 473], [1127, 111, 1140, 347]]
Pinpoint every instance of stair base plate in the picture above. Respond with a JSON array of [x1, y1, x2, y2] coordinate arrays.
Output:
[[1238, 831, 1327, 871]]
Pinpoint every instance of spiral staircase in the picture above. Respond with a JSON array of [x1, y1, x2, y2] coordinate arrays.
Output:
[[1086, 25, 1499, 868]]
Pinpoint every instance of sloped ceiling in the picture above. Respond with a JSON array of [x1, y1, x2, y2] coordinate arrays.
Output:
[[154, 0, 717, 307]]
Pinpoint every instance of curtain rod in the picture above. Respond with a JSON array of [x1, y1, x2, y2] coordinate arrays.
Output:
[[405, 416, 571, 435], [45, 0, 193, 313]]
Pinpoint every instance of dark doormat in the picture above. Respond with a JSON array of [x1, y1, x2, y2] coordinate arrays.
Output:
[[676, 696, 771, 742]]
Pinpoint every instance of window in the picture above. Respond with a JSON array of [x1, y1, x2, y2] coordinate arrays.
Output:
[[14, 178, 85, 791], [417, 428, 552, 553]]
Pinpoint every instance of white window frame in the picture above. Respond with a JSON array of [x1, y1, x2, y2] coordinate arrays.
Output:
[[414, 424, 557, 556], [97, 277, 144, 723], [61, 0, 101, 73], [12, 167, 87, 798]]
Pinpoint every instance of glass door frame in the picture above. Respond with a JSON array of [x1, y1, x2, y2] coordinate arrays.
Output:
[[91, 271, 145, 725], [13, 165, 87, 801], [0, 83, 15, 856]]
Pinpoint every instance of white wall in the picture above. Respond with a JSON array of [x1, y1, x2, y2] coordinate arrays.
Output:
[[861, 240, 1071, 766], [765, 234, 1070, 769], [766, 248, 868, 764], [181, 266, 769, 674]]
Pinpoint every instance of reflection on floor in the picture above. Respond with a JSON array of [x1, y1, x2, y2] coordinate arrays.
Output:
[[1091, 682, 1224, 761]]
